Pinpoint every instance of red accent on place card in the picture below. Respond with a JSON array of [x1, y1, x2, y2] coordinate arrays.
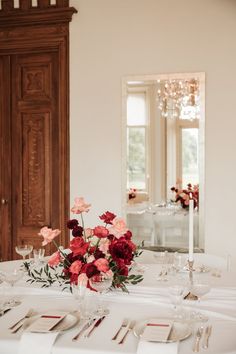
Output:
[[147, 323, 170, 327], [41, 315, 62, 319]]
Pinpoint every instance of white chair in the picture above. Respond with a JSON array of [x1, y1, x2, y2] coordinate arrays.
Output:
[[127, 211, 156, 246]]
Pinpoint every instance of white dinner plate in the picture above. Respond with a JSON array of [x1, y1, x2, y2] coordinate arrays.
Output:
[[23, 312, 79, 333], [133, 319, 192, 343]]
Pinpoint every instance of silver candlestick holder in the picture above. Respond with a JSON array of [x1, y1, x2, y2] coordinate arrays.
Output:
[[183, 259, 198, 301]]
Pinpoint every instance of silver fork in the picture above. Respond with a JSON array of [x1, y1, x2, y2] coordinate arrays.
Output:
[[112, 318, 129, 340], [193, 326, 204, 352], [10, 309, 34, 334], [118, 320, 136, 345]]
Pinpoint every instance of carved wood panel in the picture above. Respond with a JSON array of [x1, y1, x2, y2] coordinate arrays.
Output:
[[11, 52, 59, 254], [22, 112, 51, 227]]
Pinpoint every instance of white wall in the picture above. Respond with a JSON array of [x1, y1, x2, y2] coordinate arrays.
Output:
[[69, 0, 236, 267]]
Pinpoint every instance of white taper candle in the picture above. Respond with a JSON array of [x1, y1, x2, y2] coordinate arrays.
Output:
[[188, 198, 194, 262]]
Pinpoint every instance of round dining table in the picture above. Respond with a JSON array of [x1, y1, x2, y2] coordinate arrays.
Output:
[[0, 252, 236, 354]]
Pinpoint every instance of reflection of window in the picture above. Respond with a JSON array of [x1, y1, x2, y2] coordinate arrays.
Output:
[[181, 128, 199, 186], [127, 92, 149, 192], [167, 118, 199, 195]]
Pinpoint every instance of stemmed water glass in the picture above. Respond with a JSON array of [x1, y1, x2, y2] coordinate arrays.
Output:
[[89, 274, 113, 315], [168, 280, 185, 320], [0, 268, 24, 307], [15, 244, 33, 260], [72, 279, 91, 319], [188, 279, 211, 322]]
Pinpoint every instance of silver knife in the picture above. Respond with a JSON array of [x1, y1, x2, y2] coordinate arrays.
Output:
[[72, 318, 96, 341], [85, 316, 106, 338], [202, 325, 212, 349]]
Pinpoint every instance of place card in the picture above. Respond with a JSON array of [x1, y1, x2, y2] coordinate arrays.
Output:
[[26, 311, 68, 333], [141, 318, 173, 342]]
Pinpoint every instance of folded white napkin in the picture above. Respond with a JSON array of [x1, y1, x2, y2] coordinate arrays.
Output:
[[18, 331, 59, 354], [136, 339, 178, 354]]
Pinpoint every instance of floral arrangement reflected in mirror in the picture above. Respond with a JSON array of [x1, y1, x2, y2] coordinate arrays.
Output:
[[171, 183, 199, 210]]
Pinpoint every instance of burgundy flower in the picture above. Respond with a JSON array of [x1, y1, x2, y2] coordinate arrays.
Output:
[[124, 230, 132, 240], [67, 219, 79, 229], [109, 238, 134, 265], [94, 249, 105, 259], [84, 263, 100, 278], [116, 259, 129, 276], [99, 211, 116, 224], [72, 225, 84, 237]]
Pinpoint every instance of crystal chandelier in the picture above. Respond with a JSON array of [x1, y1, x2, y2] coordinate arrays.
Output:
[[156, 78, 200, 120]]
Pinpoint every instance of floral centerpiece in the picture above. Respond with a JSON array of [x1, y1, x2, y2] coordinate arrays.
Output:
[[170, 183, 199, 209], [25, 197, 143, 292]]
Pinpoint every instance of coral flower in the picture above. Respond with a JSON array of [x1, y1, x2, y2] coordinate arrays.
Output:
[[39, 226, 61, 246], [71, 197, 91, 214], [48, 251, 60, 267], [109, 218, 127, 238]]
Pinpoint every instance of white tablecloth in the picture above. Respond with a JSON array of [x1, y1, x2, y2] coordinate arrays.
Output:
[[0, 257, 236, 354]]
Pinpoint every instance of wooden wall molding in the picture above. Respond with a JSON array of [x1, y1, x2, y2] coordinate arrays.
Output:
[[0, 0, 77, 28]]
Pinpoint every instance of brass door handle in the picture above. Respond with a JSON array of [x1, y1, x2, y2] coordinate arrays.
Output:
[[1, 198, 8, 205]]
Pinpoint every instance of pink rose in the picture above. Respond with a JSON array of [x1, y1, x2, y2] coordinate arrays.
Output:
[[71, 197, 91, 214], [109, 218, 127, 238], [69, 260, 82, 274], [48, 251, 60, 267], [98, 238, 110, 254], [93, 226, 109, 238], [84, 228, 94, 237], [94, 258, 110, 272], [39, 226, 61, 246]]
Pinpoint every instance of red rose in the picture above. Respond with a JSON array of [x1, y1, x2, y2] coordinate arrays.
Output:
[[99, 211, 116, 224], [70, 237, 89, 256], [109, 238, 134, 265], [93, 226, 109, 238]]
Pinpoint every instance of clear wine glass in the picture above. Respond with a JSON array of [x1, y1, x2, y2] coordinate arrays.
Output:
[[33, 248, 45, 267], [189, 280, 211, 322], [168, 282, 185, 320], [72, 280, 91, 319], [89, 274, 112, 315], [15, 244, 33, 260], [0, 268, 24, 307]]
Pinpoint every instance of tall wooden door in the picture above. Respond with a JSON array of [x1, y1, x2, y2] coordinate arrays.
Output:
[[0, 0, 77, 261], [0, 50, 67, 260]]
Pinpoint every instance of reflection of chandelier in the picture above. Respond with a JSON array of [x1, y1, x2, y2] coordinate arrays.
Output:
[[156, 78, 200, 120]]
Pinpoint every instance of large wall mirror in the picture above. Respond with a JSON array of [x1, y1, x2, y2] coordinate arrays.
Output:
[[122, 72, 205, 251]]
